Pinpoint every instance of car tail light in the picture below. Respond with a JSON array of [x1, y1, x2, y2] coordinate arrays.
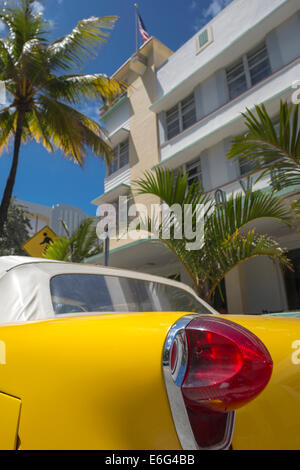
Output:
[[170, 338, 178, 373], [163, 315, 273, 450]]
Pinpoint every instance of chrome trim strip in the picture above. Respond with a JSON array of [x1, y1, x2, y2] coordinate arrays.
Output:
[[162, 314, 235, 450]]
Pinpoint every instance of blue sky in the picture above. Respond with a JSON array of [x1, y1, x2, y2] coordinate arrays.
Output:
[[0, 0, 233, 215]]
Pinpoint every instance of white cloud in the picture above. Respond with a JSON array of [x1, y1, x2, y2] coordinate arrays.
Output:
[[202, 0, 232, 19], [193, 0, 233, 32], [32, 1, 45, 16]]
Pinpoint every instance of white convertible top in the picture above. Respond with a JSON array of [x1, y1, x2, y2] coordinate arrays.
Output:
[[0, 256, 215, 324], [0, 255, 59, 278]]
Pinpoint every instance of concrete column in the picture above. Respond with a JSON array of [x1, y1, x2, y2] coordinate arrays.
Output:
[[244, 257, 288, 314], [266, 29, 283, 73], [194, 84, 204, 121], [215, 68, 228, 107], [225, 264, 248, 314], [157, 112, 166, 146]]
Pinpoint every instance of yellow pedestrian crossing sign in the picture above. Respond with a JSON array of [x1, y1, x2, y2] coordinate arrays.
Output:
[[22, 225, 57, 258]]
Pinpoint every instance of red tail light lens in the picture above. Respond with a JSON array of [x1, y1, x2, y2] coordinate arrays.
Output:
[[170, 338, 178, 373], [163, 315, 273, 449], [182, 316, 273, 412]]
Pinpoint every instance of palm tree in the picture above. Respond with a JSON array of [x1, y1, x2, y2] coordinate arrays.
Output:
[[227, 101, 300, 228], [227, 101, 300, 191], [0, 0, 125, 235], [134, 168, 292, 303], [43, 217, 102, 263]]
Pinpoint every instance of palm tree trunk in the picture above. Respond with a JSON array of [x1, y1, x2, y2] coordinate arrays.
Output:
[[196, 283, 209, 304], [0, 111, 25, 236]]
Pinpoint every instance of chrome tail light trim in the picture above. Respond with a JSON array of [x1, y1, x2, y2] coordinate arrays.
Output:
[[162, 314, 235, 450]]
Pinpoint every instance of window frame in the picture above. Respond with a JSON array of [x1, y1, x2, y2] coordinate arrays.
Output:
[[194, 26, 214, 55], [247, 43, 271, 87], [174, 155, 203, 189], [226, 42, 271, 101], [50, 273, 212, 316], [226, 57, 248, 101], [185, 157, 203, 188], [107, 138, 129, 177], [165, 92, 196, 141]]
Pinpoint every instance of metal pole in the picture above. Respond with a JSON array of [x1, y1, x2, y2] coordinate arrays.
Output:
[[104, 226, 109, 266], [134, 3, 138, 53]]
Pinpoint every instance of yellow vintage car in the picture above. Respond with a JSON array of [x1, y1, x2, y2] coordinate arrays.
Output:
[[0, 256, 299, 450]]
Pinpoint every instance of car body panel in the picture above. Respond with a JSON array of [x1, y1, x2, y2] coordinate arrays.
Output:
[[225, 315, 300, 450], [0, 312, 187, 450], [3, 312, 299, 450], [0, 392, 21, 450]]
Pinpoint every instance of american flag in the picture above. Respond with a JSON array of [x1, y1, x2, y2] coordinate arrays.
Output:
[[137, 12, 150, 42]]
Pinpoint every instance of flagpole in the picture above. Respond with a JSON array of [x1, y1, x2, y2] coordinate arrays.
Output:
[[134, 3, 138, 53]]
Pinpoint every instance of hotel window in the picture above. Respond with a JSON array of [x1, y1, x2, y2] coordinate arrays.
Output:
[[174, 157, 203, 188], [186, 158, 203, 187], [166, 93, 196, 140], [247, 43, 271, 86], [108, 139, 129, 176], [226, 58, 247, 100], [239, 156, 259, 177], [226, 42, 271, 100]]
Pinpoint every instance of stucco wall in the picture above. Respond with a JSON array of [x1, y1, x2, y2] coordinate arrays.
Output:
[[104, 100, 130, 137], [155, 0, 299, 102]]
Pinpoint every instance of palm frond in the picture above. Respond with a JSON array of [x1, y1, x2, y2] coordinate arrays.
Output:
[[72, 218, 101, 262], [43, 236, 71, 261], [205, 189, 291, 243], [26, 107, 54, 151], [206, 230, 292, 297], [134, 167, 211, 209], [46, 16, 118, 71], [36, 94, 113, 164], [44, 217, 102, 262], [44, 73, 125, 106], [0, 1, 48, 60], [227, 101, 300, 192], [0, 109, 17, 155], [15, 38, 50, 87], [0, 39, 17, 81]]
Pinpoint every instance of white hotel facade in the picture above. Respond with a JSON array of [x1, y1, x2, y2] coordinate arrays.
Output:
[[88, 0, 300, 315]]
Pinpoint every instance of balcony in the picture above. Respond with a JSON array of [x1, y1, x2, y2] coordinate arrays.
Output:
[[91, 183, 131, 206], [100, 92, 128, 122], [159, 58, 300, 168]]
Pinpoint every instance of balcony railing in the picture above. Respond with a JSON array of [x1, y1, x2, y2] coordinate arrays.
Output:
[[99, 91, 128, 118]]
